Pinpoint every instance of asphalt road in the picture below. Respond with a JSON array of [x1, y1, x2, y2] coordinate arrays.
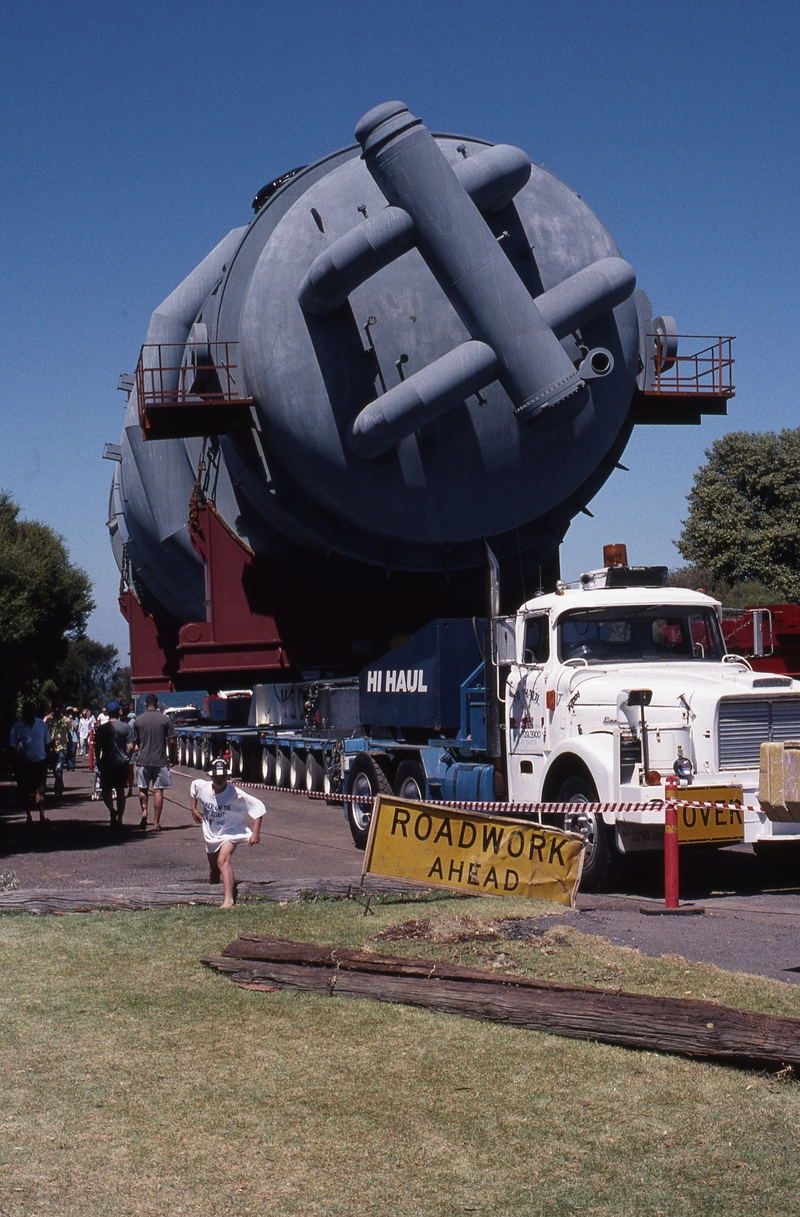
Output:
[[0, 760, 362, 890], [2, 757, 800, 986]]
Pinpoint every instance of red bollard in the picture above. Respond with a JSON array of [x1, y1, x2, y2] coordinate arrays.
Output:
[[664, 776, 680, 909]]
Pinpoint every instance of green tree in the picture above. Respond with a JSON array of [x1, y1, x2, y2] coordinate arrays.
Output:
[[666, 565, 787, 608], [0, 493, 94, 725], [53, 637, 122, 710], [677, 430, 800, 601]]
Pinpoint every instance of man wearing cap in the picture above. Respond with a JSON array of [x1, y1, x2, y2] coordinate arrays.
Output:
[[190, 759, 266, 909], [133, 694, 175, 831], [94, 702, 134, 830]]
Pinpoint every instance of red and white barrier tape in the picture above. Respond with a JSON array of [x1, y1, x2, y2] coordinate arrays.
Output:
[[201, 774, 753, 815]]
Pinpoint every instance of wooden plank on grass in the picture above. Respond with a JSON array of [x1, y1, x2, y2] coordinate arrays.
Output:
[[202, 935, 800, 1069]]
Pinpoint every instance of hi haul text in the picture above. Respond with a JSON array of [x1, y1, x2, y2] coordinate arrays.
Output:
[[366, 669, 428, 693]]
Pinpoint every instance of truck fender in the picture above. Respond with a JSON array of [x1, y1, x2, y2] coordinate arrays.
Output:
[[541, 734, 616, 814]]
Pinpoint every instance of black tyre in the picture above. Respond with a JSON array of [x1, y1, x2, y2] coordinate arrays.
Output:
[[274, 748, 290, 787], [227, 744, 239, 776], [261, 747, 276, 785], [305, 752, 324, 792], [289, 750, 306, 790], [556, 774, 612, 891], [393, 759, 426, 802], [345, 754, 391, 849]]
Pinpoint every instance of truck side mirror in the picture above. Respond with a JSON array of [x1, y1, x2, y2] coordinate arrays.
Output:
[[493, 618, 517, 666]]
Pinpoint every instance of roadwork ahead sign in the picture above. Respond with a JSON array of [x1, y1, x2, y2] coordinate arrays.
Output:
[[363, 797, 584, 907]]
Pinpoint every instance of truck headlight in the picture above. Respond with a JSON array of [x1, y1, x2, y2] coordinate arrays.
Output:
[[673, 755, 693, 781]]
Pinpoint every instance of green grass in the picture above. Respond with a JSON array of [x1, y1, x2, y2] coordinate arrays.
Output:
[[2, 896, 800, 1217]]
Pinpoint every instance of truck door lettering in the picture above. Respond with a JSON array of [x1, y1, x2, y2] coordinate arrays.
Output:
[[482, 824, 505, 854], [418, 671, 428, 693], [406, 670, 418, 692], [385, 671, 396, 692], [458, 821, 477, 849], [366, 670, 382, 693], [391, 806, 411, 836], [396, 670, 407, 692], [414, 812, 432, 841], [434, 818, 453, 845]]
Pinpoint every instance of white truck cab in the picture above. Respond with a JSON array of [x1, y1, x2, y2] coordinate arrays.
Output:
[[500, 563, 800, 886]]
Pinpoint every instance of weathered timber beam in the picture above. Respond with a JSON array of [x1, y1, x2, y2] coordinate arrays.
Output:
[[202, 938, 800, 1070], [219, 936, 604, 994]]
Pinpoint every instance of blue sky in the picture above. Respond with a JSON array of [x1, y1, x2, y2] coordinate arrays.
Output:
[[2, 0, 798, 657]]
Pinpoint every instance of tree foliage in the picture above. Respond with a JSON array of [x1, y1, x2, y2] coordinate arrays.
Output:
[[677, 430, 800, 602], [0, 492, 94, 723], [51, 637, 131, 711], [666, 565, 786, 608]]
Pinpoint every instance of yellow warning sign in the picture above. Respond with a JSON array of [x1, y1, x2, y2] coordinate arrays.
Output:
[[363, 796, 585, 907], [676, 785, 744, 845]]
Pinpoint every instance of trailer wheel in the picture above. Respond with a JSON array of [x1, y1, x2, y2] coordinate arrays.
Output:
[[261, 747, 275, 785], [289, 750, 306, 790], [305, 752, 324, 792], [345, 754, 391, 849], [274, 748, 290, 787], [556, 775, 612, 891], [394, 759, 426, 802]]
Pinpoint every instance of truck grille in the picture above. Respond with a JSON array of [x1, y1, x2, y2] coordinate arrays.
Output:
[[718, 699, 800, 769]]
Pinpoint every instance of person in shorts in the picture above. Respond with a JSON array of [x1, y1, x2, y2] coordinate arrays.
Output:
[[10, 703, 51, 825], [94, 702, 134, 830], [133, 694, 175, 830], [190, 758, 265, 908]]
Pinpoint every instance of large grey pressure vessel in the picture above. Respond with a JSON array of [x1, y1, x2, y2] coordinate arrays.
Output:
[[109, 101, 704, 680]]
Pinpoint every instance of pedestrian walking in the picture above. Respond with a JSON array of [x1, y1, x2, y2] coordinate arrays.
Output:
[[10, 703, 51, 825], [190, 758, 265, 908], [93, 702, 134, 829], [77, 709, 93, 758], [67, 709, 78, 770], [48, 705, 72, 798], [125, 710, 136, 796], [133, 694, 175, 830]]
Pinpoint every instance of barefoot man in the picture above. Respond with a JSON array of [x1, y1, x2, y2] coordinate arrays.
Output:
[[190, 759, 265, 908]]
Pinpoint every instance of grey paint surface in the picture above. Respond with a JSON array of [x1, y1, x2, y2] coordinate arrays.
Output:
[[111, 101, 665, 623]]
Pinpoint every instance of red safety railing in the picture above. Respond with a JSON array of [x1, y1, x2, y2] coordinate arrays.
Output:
[[135, 342, 254, 439], [135, 341, 250, 414], [645, 334, 735, 398]]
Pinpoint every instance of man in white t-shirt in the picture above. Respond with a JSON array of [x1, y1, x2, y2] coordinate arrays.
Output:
[[190, 759, 266, 908]]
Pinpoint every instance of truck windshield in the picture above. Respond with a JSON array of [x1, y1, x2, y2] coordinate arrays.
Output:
[[557, 605, 724, 664]]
